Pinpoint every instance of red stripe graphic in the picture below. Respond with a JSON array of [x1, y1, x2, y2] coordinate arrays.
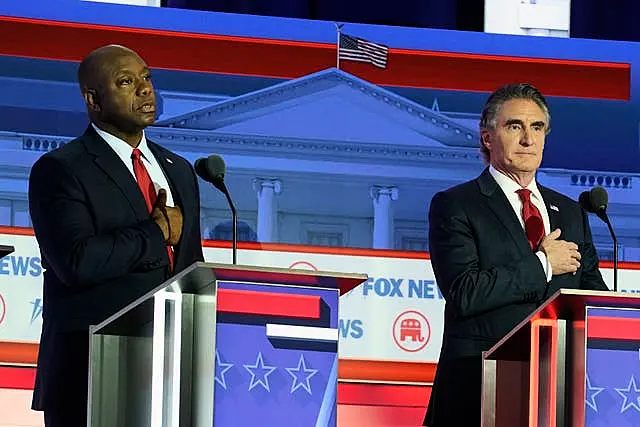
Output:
[[217, 288, 320, 319], [587, 316, 640, 341], [0, 16, 630, 100]]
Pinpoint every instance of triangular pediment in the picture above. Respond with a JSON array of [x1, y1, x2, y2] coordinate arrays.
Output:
[[155, 68, 479, 148]]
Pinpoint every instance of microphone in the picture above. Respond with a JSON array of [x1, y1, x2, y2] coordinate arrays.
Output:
[[578, 186, 617, 292], [194, 155, 237, 265], [195, 155, 226, 192]]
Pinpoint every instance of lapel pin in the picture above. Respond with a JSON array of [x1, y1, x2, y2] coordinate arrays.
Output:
[[166, 158, 173, 164], [550, 205, 559, 212]]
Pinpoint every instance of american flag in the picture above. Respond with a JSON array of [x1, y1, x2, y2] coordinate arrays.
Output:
[[338, 33, 388, 69]]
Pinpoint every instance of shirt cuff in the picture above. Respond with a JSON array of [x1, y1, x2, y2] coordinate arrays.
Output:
[[536, 251, 553, 282]]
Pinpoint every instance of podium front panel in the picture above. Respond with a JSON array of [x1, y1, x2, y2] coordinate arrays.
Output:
[[212, 280, 340, 427], [584, 306, 640, 426]]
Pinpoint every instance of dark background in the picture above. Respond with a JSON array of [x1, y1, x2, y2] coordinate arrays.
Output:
[[163, 0, 640, 42]]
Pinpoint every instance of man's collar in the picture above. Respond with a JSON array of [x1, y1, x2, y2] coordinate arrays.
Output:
[[489, 164, 543, 201], [91, 123, 151, 159]]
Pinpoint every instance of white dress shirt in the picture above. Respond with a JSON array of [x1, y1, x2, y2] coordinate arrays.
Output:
[[92, 123, 175, 207], [489, 165, 553, 281]]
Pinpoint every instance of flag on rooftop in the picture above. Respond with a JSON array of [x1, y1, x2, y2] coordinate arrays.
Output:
[[338, 32, 388, 69]]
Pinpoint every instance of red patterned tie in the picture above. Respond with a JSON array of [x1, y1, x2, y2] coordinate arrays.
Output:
[[131, 148, 174, 269], [516, 189, 545, 251]]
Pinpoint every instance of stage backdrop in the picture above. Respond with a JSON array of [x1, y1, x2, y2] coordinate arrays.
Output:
[[1, 226, 639, 374]]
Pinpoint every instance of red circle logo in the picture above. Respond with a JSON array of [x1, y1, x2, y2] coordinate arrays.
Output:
[[0, 293, 6, 326], [288, 261, 318, 271], [392, 310, 431, 352]]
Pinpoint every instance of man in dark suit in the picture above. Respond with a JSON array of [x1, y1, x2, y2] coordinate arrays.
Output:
[[423, 83, 608, 426], [28, 45, 204, 426]]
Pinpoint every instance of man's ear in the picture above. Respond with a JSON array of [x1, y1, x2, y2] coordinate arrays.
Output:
[[480, 129, 491, 152], [83, 89, 101, 112]]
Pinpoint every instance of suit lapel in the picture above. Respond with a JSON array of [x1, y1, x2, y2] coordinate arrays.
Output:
[[82, 126, 149, 221], [148, 142, 185, 212], [148, 141, 190, 265], [477, 168, 531, 256], [539, 186, 564, 235]]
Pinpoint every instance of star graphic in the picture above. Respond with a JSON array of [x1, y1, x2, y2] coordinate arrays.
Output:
[[285, 354, 318, 395], [585, 374, 605, 412], [615, 375, 640, 413], [244, 352, 277, 392], [214, 350, 233, 390]]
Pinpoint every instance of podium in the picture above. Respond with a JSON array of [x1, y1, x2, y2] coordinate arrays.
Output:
[[87, 261, 366, 427], [482, 289, 640, 427], [0, 244, 13, 259]]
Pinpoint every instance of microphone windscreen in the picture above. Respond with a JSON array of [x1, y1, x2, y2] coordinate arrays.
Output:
[[195, 155, 226, 184], [589, 186, 608, 211], [578, 191, 595, 212]]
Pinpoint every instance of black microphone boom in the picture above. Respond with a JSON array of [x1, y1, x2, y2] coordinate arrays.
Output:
[[578, 186, 617, 292], [194, 155, 238, 265]]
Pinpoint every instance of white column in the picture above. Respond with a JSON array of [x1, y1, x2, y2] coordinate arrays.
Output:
[[253, 179, 281, 243], [370, 186, 399, 249]]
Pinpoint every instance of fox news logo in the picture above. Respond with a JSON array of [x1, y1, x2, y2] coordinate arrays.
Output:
[[0, 255, 42, 277], [338, 318, 364, 339], [363, 277, 443, 299]]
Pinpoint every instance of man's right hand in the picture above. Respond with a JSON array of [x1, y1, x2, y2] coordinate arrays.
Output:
[[539, 228, 581, 275], [151, 189, 183, 245]]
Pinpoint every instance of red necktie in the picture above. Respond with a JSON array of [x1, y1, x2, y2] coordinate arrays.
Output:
[[516, 189, 545, 251], [132, 148, 174, 269]]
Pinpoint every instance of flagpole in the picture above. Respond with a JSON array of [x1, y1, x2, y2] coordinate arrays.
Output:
[[335, 23, 343, 70]]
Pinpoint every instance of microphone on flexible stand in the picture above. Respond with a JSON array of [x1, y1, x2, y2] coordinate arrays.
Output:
[[578, 186, 617, 292], [194, 155, 237, 265]]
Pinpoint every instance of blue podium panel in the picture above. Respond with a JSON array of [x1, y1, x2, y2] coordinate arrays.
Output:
[[213, 280, 340, 427], [585, 307, 640, 426]]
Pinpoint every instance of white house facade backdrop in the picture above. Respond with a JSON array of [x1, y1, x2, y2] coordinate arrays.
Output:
[[1, 67, 638, 260]]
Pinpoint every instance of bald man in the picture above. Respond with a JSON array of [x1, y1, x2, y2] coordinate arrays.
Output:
[[28, 45, 204, 426]]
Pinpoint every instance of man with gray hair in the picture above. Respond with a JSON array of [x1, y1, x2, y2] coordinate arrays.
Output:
[[423, 83, 608, 426]]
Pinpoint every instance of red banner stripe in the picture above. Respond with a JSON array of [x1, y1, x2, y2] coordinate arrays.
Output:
[[0, 366, 35, 390], [337, 382, 430, 407], [0, 16, 630, 100]]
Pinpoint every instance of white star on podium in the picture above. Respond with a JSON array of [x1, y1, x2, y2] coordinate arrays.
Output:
[[214, 350, 233, 390], [585, 374, 604, 412], [244, 352, 277, 392], [615, 375, 640, 413], [285, 354, 318, 395]]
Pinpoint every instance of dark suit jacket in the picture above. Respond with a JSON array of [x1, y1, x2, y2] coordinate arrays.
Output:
[[423, 168, 608, 427], [28, 126, 204, 413]]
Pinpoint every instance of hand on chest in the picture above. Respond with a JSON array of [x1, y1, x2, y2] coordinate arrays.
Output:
[[473, 196, 581, 260]]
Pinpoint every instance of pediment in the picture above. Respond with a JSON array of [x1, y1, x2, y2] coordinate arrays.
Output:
[[156, 68, 479, 148]]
